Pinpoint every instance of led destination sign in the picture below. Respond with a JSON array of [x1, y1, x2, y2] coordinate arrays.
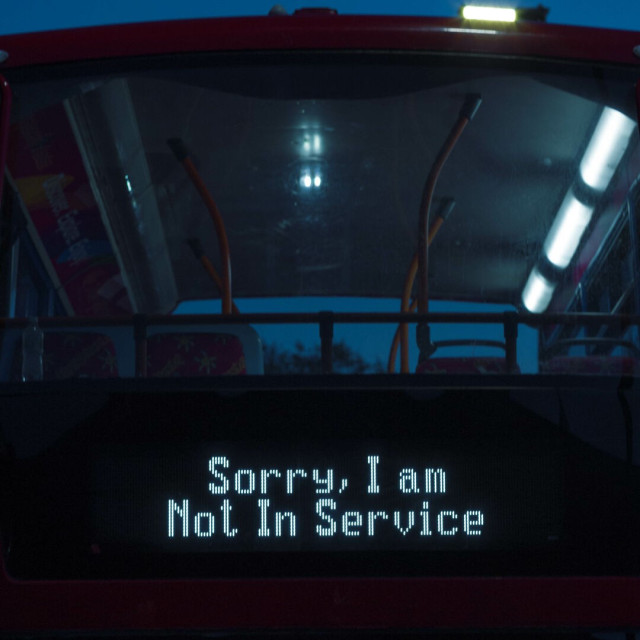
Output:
[[94, 442, 562, 553], [8, 388, 640, 580], [169, 455, 482, 541]]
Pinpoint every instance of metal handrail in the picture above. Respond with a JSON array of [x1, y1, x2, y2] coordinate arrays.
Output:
[[1, 311, 638, 328], [2, 311, 638, 376], [434, 339, 507, 351]]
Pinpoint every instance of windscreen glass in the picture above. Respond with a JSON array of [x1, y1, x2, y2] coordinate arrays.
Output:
[[1, 53, 640, 377]]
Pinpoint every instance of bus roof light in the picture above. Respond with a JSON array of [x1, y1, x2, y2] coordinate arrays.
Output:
[[461, 4, 549, 23], [461, 5, 517, 22]]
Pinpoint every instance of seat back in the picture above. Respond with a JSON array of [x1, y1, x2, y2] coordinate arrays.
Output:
[[416, 357, 518, 374], [540, 356, 637, 376], [0, 322, 263, 380], [3, 328, 132, 381], [540, 338, 640, 375], [145, 324, 264, 376]]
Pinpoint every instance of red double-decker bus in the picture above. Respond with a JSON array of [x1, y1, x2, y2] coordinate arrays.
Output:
[[2, 7, 640, 638]]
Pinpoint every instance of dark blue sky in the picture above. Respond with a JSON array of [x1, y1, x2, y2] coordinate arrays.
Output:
[[1, 0, 640, 34]]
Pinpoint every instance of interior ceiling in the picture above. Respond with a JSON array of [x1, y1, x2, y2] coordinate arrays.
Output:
[[95, 66, 606, 308]]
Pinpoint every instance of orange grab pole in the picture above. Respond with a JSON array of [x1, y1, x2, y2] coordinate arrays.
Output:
[[415, 95, 481, 365], [201, 255, 240, 315], [389, 95, 481, 373], [168, 138, 233, 315], [388, 215, 445, 373]]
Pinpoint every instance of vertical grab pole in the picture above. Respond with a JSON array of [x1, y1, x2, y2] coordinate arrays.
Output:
[[504, 311, 518, 373], [416, 95, 482, 364], [134, 314, 148, 378], [635, 78, 640, 133], [168, 138, 232, 315], [319, 311, 334, 374], [0, 76, 13, 210]]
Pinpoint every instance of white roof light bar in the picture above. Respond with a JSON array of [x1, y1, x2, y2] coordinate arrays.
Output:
[[522, 104, 635, 311], [542, 189, 594, 269], [522, 267, 556, 313], [461, 5, 517, 22], [579, 107, 635, 192]]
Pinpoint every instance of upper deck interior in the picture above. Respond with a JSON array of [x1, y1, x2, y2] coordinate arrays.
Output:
[[1, 14, 640, 379]]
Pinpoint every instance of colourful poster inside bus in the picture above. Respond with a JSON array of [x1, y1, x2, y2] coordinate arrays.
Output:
[[8, 103, 131, 316]]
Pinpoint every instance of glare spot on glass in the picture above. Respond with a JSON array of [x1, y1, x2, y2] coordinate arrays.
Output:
[[124, 174, 133, 194], [299, 128, 323, 157], [300, 166, 323, 190], [443, 27, 499, 34]]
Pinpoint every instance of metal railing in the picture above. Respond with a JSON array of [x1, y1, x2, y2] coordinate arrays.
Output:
[[2, 311, 638, 377]]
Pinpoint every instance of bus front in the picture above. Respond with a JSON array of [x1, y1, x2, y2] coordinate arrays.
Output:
[[1, 10, 640, 637]]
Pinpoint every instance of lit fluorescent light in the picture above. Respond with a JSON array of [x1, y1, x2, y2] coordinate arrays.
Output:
[[543, 190, 594, 268], [522, 267, 556, 313], [461, 5, 517, 21], [300, 173, 312, 188], [313, 175, 322, 187], [579, 107, 635, 192]]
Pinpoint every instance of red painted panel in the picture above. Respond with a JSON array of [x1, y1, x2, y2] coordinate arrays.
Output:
[[0, 16, 639, 71], [3, 555, 640, 633]]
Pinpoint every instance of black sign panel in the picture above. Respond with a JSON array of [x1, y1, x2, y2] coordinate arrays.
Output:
[[2, 385, 639, 579]]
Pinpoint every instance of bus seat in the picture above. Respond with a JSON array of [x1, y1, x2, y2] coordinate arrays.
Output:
[[145, 325, 264, 376], [540, 356, 637, 375], [7, 330, 125, 380], [416, 357, 519, 374], [540, 338, 640, 375]]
